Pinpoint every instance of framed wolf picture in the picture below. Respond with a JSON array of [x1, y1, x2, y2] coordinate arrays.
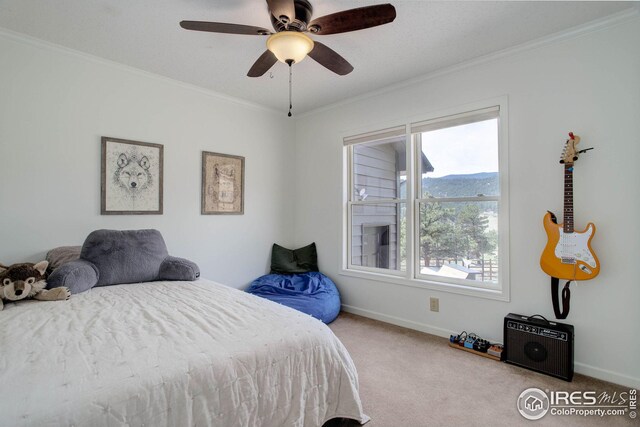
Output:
[[201, 151, 244, 215], [101, 137, 164, 215]]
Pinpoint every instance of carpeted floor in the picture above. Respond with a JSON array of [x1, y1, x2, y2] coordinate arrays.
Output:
[[326, 312, 635, 427]]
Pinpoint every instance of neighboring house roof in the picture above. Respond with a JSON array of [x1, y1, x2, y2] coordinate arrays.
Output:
[[393, 141, 433, 173], [426, 263, 480, 280], [443, 263, 477, 274], [431, 264, 469, 279]]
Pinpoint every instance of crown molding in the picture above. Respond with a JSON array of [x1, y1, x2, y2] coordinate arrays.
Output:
[[0, 27, 283, 116], [297, 6, 640, 119]]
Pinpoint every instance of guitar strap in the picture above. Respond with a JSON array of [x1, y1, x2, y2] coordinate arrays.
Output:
[[551, 277, 571, 319]]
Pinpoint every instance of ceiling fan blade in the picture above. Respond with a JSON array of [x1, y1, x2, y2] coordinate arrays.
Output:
[[247, 50, 278, 77], [266, 0, 296, 22], [308, 4, 396, 35], [308, 41, 354, 76], [180, 21, 271, 36]]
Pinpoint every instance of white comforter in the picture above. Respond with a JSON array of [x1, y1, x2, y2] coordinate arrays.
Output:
[[0, 280, 366, 427]]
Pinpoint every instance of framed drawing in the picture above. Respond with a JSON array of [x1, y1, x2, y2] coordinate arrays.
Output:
[[202, 151, 245, 215], [101, 137, 163, 215]]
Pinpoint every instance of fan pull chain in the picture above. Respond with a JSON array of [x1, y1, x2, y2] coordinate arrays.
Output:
[[288, 61, 293, 117]]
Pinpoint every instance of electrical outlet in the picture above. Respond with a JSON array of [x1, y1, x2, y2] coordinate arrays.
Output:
[[430, 297, 439, 312]]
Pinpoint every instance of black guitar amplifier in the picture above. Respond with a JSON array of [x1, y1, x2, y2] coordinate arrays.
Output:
[[503, 313, 574, 381]]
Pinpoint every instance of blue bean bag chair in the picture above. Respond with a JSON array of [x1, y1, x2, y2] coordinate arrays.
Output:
[[246, 272, 341, 324]]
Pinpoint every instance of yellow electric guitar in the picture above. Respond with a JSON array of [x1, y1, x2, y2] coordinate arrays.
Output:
[[540, 133, 600, 281]]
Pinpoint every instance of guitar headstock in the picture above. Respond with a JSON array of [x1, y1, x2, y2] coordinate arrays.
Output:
[[559, 132, 581, 164]]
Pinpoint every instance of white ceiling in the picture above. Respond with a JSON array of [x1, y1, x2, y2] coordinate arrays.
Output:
[[0, 1, 633, 114]]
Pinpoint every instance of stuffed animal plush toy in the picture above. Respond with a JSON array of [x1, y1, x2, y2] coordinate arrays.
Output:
[[0, 261, 70, 310]]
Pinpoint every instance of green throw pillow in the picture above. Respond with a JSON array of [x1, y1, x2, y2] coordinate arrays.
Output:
[[270, 243, 319, 274]]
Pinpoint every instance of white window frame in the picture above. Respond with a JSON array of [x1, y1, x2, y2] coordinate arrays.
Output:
[[341, 97, 510, 301], [345, 128, 408, 277]]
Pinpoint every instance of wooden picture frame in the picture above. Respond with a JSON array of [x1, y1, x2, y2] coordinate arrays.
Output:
[[101, 137, 164, 215], [201, 151, 245, 215]]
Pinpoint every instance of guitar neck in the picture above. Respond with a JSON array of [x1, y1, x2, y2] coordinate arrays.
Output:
[[563, 164, 574, 233]]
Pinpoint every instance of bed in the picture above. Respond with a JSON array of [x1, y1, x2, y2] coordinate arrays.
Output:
[[0, 279, 367, 427]]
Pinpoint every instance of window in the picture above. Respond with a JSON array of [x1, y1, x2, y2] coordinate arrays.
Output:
[[343, 101, 509, 299], [345, 126, 407, 274]]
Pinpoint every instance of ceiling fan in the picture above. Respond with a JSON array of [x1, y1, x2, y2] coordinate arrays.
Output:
[[180, 0, 396, 79]]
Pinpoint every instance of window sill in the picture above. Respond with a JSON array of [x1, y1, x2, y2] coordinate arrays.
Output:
[[339, 268, 510, 302]]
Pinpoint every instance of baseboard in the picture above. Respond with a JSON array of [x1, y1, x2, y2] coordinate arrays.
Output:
[[573, 362, 640, 390], [340, 304, 640, 389], [341, 304, 457, 340]]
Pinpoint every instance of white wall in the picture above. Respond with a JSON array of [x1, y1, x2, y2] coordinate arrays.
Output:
[[293, 16, 640, 387], [0, 31, 295, 288], [1, 13, 638, 388]]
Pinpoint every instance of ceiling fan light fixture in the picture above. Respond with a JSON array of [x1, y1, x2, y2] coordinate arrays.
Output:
[[266, 31, 314, 64]]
